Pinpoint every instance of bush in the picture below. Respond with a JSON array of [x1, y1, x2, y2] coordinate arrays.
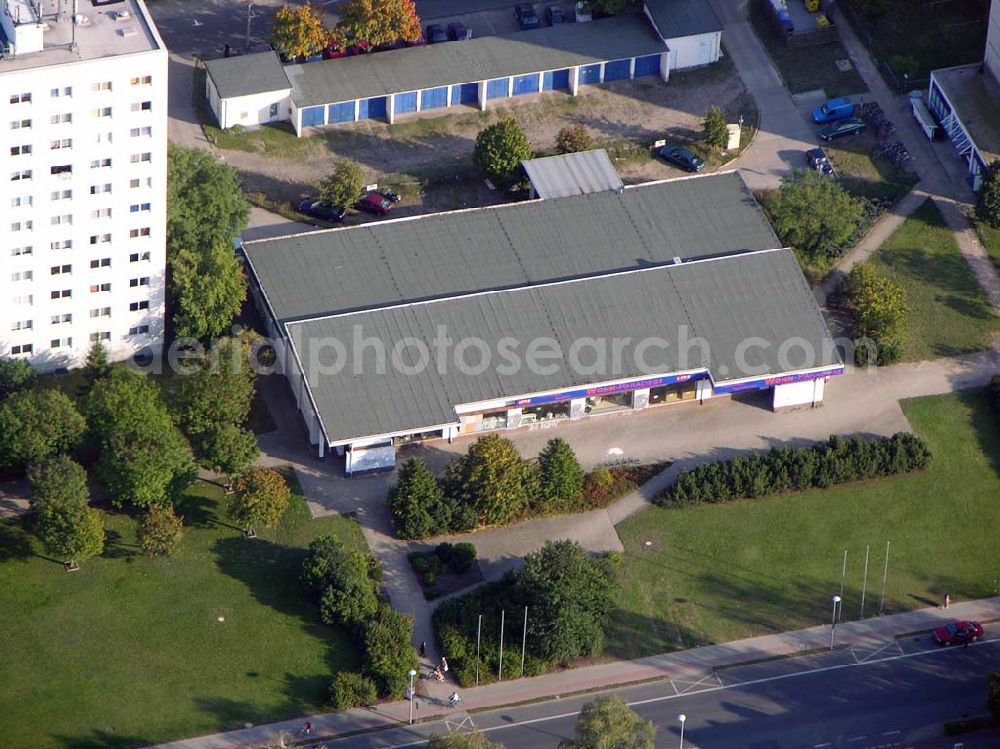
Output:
[[0, 389, 86, 472], [389, 457, 447, 540], [0, 357, 36, 400], [555, 124, 594, 154], [303, 535, 379, 630], [537, 437, 584, 506], [329, 671, 378, 710], [445, 434, 534, 526], [363, 603, 419, 698], [137, 504, 184, 556], [766, 169, 866, 261], [658, 432, 929, 506], [977, 160, 1000, 229], [320, 161, 364, 211], [228, 467, 291, 535], [589, 465, 612, 489], [473, 117, 532, 189], [841, 262, 907, 366], [702, 105, 728, 151]]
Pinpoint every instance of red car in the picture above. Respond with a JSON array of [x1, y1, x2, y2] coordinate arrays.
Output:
[[933, 620, 983, 646], [355, 193, 393, 216]]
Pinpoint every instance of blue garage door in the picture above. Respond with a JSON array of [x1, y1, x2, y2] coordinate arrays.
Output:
[[542, 69, 570, 90], [512, 73, 540, 96], [634, 54, 661, 77], [578, 64, 602, 85], [327, 101, 355, 123], [394, 91, 418, 115], [301, 105, 325, 127], [486, 77, 509, 99], [421, 86, 449, 110], [603, 58, 631, 82], [359, 96, 387, 120], [452, 82, 479, 105]]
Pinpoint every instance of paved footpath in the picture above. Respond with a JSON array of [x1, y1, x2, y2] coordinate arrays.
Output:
[[146, 595, 1000, 749]]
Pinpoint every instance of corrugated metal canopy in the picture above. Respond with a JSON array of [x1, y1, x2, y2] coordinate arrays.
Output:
[[243, 172, 780, 323], [523, 149, 625, 199], [289, 250, 840, 444]]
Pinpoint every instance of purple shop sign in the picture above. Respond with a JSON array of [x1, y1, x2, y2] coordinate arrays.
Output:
[[712, 366, 844, 395], [511, 371, 708, 409]]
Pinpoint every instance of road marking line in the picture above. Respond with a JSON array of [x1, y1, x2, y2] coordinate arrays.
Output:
[[814, 743, 832, 747], [847, 736, 867, 741], [883, 729, 901, 736]]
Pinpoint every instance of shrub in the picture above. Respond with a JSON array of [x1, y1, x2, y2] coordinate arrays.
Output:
[[589, 464, 612, 489], [0, 356, 36, 400], [766, 169, 866, 261], [702, 105, 728, 150], [445, 542, 477, 574], [555, 124, 594, 154], [0, 389, 86, 471], [228, 467, 291, 535], [320, 161, 365, 211], [975, 160, 1000, 228], [329, 671, 378, 710], [445, 434, 533, 526], [841, 262, 907, 366], [303, 535, 379, 630], [389, 458, 447, 540], [137, 504, 184, 556], [473, 117, 532, 189], [363, 603, 419, 698], [537, 437, 584, 506]]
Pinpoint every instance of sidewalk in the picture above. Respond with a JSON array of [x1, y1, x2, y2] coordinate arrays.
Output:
[[147, 595, 1000, 749]]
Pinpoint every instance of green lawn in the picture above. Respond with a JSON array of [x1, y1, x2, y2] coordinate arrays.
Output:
[[0, 483, 365, 749], [608, 389, 1000, 659], [870, 199, 1000, 360], [826, 136, 918, 205], [976, 219, 1000, 274]]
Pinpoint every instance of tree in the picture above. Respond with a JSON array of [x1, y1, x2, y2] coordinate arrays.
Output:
[[228, 467, 291, 536], [538, 438, 584, 504], [702, 105, 728, 150], [582, 0, 638, 15], [82, 341, 111, 392], [555, 124, 593, 155], [302, 535, 379, 629], [202, 422, 261, 478], [27, 455, 89, 507], [842, 262, 907, 365], [988, 667, 1000, 723], [271, 2, 329, 60], [137, 504, 185, 556], [428, 732, 506, 749], [0, 389, 86, 471], [336, 0, 421, 48], [170, 238, 247, 341], [329, 671, 378, 710], [561, 696, 655, 749], [517, 540, 616, 664], [320, 161, 365, 211], [363, 603, 419, 698], [976, 160, 1000, 229], [766, 169, 866, 260], [388, 457, 447, 539], [474, 118, 532, 189], [35, 499, 105, 569], [446, 434, 531, 526], [88, 366, 196, 508], [0, 357, 36, 400]]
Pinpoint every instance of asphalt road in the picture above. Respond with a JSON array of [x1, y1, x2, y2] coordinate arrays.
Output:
[[324, 633, 1000, 749]]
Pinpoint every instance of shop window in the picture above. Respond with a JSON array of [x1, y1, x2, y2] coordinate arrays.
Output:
[[585, 392, 633, 415], [520, 401, 571, 424], [648, 382, 698, 405]]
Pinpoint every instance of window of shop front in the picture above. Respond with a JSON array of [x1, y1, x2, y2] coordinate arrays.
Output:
[[478, 410, 508, 431], [395, 430, 443, 445], [649, 381, 698, 405], [585, 392, 632, 415], [520, 401, 571, 424]]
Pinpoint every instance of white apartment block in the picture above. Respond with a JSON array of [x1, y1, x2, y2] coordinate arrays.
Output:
[[0, 0, 167, 371]]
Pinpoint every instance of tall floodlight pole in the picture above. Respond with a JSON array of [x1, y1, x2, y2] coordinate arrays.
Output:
[[859, 545, 870, 618], [830, 595, 842, 649], [520, 606, 528, 677], [678, 714, 687, 749], [407, 669, 417, 724], [498, 610, 505, 681], [878, 541, 890, 615], [475, 614, 482, 686]]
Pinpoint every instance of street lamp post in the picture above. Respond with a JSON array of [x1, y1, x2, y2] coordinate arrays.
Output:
[[678, 714, 687, 749], [407, 669, 417, 724], [830, 595, 842, 650]]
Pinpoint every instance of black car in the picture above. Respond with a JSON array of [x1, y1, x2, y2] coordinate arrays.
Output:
[[447, 22, 472, 40], [658, 145, 705, 173], [806, 147, 834, 175], [545, 5, 565, 23], [515, 3, 540, 29], [296, 199, 346, 222], [425, 23, 447, 43]]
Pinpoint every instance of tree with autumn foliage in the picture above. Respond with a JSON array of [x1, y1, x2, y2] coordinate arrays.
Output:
[[334, 0, 421, 48], [272, 3, 329, 60]]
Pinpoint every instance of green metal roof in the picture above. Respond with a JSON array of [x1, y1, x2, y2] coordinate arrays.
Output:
[[283, 14, 666, 108], [243, 172, 780, 323], [644, 0, 723, 41], [205, 51, 292, 99], [289, 249, 839, 444]]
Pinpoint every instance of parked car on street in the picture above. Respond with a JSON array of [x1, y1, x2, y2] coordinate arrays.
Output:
[[574, 1, 591, 21], [818, 118, 866, 141], [425, 24, 447, 43], [447, 22, 472, 40], [546, 5, 566, 23], [933, 620, 983, 646], [811, 97, 855, 123], [355, 193, 394, 216], [515, 3, 541, 29], [806, 147, 834, 175], [658, 144, 705, 172], [296, 199, 346, 222]]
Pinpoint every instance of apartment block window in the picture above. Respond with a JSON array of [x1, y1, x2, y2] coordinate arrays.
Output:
[[129, 277, 150, 287], [92, 107, 112, 118], [50, 264, 71, 275], [90, 184, 112, 195], [90, 283, 111, 293], [51, 165, 71, 177], [51, 337, 73, 348], [130, 126, 153, 138], [90, 258, 111, 269], [10, 119, 31, 129], [11, 169, 32, 181], [50, 189, 72, 201], [130, 75, 152, 85], [130, 203, 151, 213], [12, 295, 33, 306], [90, 307, 111, 318], [51, 313, 72, 325], [51, 289, 71, 299], [90, 158, 111, 169], [90, 332, 111, 343], [50, 113, 72, 124], [129, 300, 150, 311], [90, 234, 111, 245], [9, 92, 31, 104], [11, 246, 33, 256], [11, 221, 33, 232], [50, 86, 72, 97], [92, 81, 112, 92], [129, 228, 151, 238], [91, 208, 112, 219], [129, 251, 151, 262], [50, 239, 72, 250], [128, 325, 150, 336], [11, 320, 33, 331], [95, 132, 113, 144], [51, 214, 73, 226], [12, 270, 33, 282], [11, 145, 31, 156], [10, 195, 33, 207], [129, 152, 152, 163], [131, 101, 152, 112], [50, 138, 72, 150], [10, 344, 33, 355]]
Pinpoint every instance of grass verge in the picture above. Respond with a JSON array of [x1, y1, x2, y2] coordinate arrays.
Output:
[[608, 389, 1000, 659], [975, 219, 1000, 274]]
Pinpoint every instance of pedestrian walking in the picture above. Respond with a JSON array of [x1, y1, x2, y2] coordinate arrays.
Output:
[[432, 666, 444, 682], [419, 641, 426, 658], [944, 593, 951, 609], [449, 691, 461, 708], [441, 656, 449, 673], [303, 720, 312, 736]]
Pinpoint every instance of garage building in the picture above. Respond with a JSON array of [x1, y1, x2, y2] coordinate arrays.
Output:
[[241, 172, 842, 473], [204, 51, 293, 130]]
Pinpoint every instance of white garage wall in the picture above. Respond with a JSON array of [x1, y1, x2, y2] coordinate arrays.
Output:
[[217, 89, 293, 130], [666, 31, 721, 70]]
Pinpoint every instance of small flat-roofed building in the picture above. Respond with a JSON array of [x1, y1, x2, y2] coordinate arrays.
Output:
[[204, 51, 293, 130]]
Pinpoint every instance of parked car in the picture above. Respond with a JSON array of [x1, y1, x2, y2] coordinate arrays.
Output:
[[658, 145, 705, 172], [818, 118, 866, 141], [515, 3, 541, 29], [381, 190, 402, 203], [811, 97, 855, 124], [933, 620, 983, 646], [447, 22, 472, 40], [296, 199, 346, 222], [806, 147, 834, 175], [546, 5, 566, 23], [425, 24, 447, 43], [355, 192, 394, 216], [574, 1, 591, 21]]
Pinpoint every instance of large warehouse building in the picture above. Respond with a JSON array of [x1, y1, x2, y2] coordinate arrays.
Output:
[[242, 171, 842, 474]]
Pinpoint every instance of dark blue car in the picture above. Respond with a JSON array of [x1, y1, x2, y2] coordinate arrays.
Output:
[[515, 3, 540, 29]]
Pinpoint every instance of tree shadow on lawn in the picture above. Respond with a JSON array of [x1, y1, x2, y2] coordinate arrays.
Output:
[[0, 519, 34, 562], [192, 684, 327, 733], [52, 729, 151, 749], [958, 389, 1000, 480]]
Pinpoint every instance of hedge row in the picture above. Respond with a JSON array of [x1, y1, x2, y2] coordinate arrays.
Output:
[[657, 432, 930, 507]]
